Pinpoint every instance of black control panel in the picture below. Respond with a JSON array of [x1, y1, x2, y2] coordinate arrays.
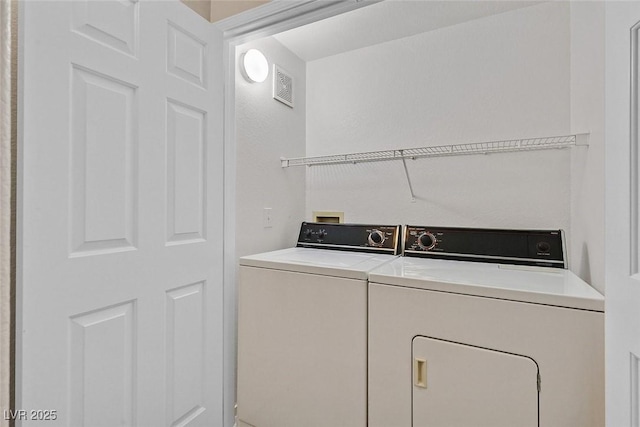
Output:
[[297, 222, 401, 255], [404, 226, 566, 268]]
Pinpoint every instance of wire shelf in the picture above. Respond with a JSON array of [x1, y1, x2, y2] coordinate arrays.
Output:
[[280, 134, 587, 168]]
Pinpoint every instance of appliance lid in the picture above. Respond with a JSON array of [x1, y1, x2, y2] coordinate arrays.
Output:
[[240, 247, 399, 280], [368, 257, 604, 311]]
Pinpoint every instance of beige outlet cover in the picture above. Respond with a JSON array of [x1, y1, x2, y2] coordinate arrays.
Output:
[[312, 211, 344, 224]]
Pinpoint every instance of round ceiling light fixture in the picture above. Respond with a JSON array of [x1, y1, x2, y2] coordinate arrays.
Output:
[[241, 48, 269, 83]]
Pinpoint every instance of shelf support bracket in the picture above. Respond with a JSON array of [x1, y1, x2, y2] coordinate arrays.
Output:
[[399, 150, 416, 202], [575, 132, 590, 147]]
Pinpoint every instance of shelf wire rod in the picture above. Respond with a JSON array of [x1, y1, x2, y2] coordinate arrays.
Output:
[[280, 133, 586, 168]]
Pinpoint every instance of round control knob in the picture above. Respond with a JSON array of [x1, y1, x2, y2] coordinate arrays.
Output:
[[417, 232, 437, 250], [537, 241, 551, 253], [368, 230, 385, 247], [318, 230, 326, 239], [305, 229, 313, 238]]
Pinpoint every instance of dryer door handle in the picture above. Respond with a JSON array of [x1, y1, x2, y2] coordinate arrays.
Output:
[[414, 358, 427, 388]]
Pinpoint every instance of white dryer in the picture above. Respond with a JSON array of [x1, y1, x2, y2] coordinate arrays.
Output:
[[367, 226, 604, 427], [237, 222, 401, 427]]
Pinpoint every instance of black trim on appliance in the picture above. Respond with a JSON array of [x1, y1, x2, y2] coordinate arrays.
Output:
[[403, 226, 566, 269], [296, 222, 402, 255]]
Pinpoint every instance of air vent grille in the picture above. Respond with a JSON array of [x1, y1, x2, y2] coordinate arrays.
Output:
[[273, 64, 293, 107]]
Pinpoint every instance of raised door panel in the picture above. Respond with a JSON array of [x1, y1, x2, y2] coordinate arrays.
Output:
[[69, 301, 136, 427], [166, 282, 207, 426], [70, 65, 138, 256], [411, 337, 538, 427], [167, 23, 206, 88], [166, 100, 206, 245], [72, 0, 139, 57]]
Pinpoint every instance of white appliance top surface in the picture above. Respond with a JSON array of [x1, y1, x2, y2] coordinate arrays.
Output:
[[368, 257, 604, 311], [239, 247, 399, 280]]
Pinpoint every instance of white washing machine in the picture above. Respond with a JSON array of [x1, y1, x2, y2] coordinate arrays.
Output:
[[237, 222, 401, 427], [367, 226, 605, 427]]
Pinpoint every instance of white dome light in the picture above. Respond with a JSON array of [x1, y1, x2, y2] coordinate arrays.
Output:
[[242, 49, 269, 83]]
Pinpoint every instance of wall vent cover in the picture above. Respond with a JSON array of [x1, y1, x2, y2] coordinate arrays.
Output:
[[273, 64, 293, 108]]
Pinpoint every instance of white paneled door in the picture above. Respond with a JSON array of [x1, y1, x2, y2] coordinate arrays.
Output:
[[606, 2, 640, 426], [17, 1, 223, 426]]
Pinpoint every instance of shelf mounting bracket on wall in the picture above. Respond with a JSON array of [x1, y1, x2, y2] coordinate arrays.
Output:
[[399, 150, 417, 202], [281, 133, 589, 200]]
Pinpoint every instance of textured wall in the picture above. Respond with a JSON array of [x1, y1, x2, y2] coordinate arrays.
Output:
[[235, 37, 306, 258], [0, 0, 16, 424]]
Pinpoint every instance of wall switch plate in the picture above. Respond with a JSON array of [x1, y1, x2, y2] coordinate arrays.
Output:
[[263, 208, 273, 228]]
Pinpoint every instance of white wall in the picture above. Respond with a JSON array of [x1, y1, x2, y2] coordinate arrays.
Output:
[[569, 2, 605, 292], [306, 2, 601, 279], [234, 1, 606, 292], [235, 37, 306, 258]]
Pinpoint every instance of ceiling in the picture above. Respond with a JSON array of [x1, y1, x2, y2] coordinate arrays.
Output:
[[211, 0, 270, 23], [182, 0, 270, 23], [273, 0, 541, 62]]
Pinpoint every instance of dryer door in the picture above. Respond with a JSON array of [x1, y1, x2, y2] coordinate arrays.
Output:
[[412, 336, 539, 427]]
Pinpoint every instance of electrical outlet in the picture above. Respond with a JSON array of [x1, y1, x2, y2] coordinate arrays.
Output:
[[263, 208, 273, 228]]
